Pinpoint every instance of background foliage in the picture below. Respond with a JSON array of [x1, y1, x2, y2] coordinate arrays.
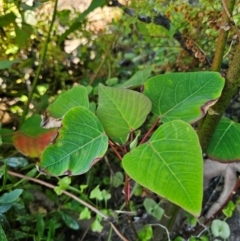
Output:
[[1, 0, 240, 240]]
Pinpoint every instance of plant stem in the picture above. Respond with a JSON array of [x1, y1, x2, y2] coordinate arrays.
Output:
[[20, 0, 58, 125], [198, 42, 240, 152], [139, 117, 160, 145], [109, 141, 123, 160], [197, 0, 237, 151], [211, 0, 236, 72]]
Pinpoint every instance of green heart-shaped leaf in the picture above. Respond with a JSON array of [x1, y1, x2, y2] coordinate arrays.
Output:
[[47, 86, 89, 118], [97, 84, 152, 143], [211, 220, 230, 239], [38, 106, 108, 176], [207, 117, 240, 161], [143, 72, 224, 123], [122, 120, 203, 216]]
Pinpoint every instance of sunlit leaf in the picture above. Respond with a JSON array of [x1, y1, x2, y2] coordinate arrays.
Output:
[[39, 107, 108, 176], [97, 84, 151, 143], [143, 72, 224, 123], [47, 86, 89, 118], [122, 120, 203, 216]]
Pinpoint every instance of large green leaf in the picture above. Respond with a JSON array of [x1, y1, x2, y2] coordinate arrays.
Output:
[[143, 72, 224, 123], [97, 84, 152, 143], [122, 120, 203, 216], [207, 117, 240, 161], [39, 106, 108, 176], [47, 86, 89, 118]]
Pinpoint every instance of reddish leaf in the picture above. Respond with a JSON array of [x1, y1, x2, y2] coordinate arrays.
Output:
[[13, 129, 58, 158], [12, 115, 58, 157]]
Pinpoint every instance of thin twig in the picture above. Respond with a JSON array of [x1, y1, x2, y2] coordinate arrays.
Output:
[[7, 170, 129, 241], [197, 221, 209, 238], [109, 222, 129, 241], [109, 141, 123, 160], [20, 0, 59, 124], [222, 0, 233, 20], [150, 224, 170, 241], [139, 117, 160, 145]]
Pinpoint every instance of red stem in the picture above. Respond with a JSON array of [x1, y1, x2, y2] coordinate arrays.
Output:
[[139, 117, 160, 145], [108, 141, 123, 160]]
